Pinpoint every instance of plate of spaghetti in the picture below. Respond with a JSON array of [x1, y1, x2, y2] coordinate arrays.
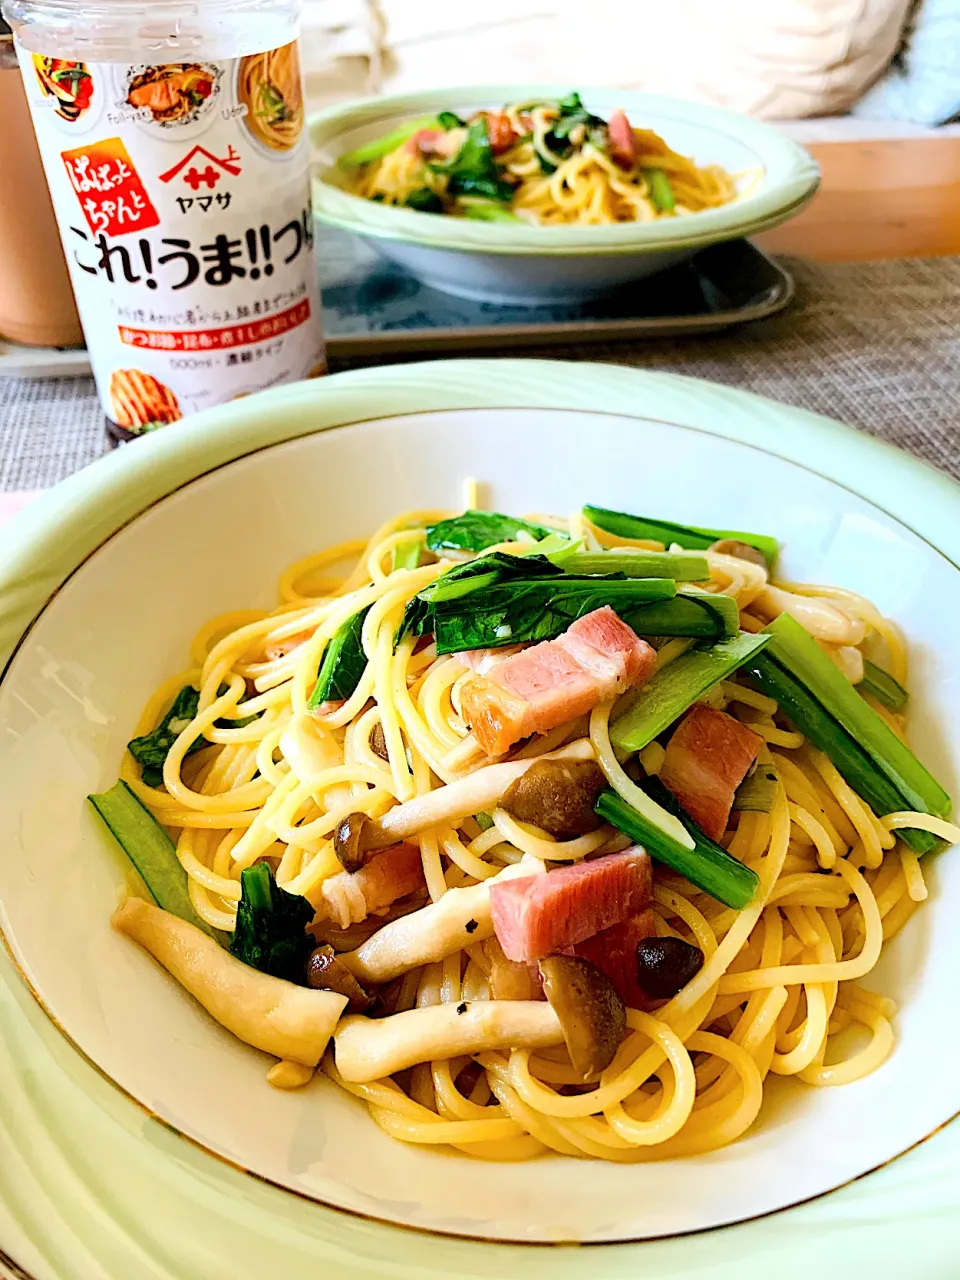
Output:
[[310, 87, 820, 304], [0, 362, 958, 1272], [338, 94, 739, 226]]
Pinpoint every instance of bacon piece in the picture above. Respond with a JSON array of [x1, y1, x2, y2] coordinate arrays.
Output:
[[575, 910, 658, 1011], [457, 644, 524, 675], [659, 704, 763, 840], [405, 127, 441, 155], [319, 843, 424, 928], [483, 111, 518, 154], [405, 128, 461, 161], [489, 848, 652, 964], [460, 607, 656, 757], [265, 631, 311, 662], [607, 109, 637, 170]]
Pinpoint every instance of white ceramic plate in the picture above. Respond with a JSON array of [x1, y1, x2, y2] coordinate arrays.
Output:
[[0, 362, 957, 1254], [310, 87, 819, 305]]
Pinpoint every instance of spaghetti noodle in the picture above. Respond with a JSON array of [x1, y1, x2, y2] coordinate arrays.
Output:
[[339, 94, 738, 226], [110, 497, 957, 1163]]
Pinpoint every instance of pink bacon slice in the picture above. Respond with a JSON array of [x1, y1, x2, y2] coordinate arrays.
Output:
[[460, 606, 656, 758], [489, 847, 652, 964], [658, 704, 762, 841]]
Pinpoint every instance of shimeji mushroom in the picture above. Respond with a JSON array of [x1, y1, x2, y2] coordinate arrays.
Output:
[[341, 739, 596, 857], [539, 955, 627, 1080], [753, 585, 866, 646], [113, 897, 347, 1066], [333, 1000, 565, 1084], [338, 856, 545, 984], [499, 758, 608, 838]]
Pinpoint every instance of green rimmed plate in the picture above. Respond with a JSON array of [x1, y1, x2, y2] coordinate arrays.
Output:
[[309, 88, 819, 304], [0, 360, 959, 1278]]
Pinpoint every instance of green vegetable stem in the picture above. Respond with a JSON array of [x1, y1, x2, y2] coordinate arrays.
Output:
[[583, 505, 778, 569], [611, 632, 771, 752], [337, 116, 441, 169], [88, 781, 225, 941], [597, 784, 759, 909], [550, 549, 710, 581], [743, 614, 950, 854], [644, 168, 675, 213], [859, 659, 909, 712]]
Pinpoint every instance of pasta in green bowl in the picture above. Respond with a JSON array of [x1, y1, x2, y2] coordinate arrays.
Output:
[[310, 86, 820, 305], [337, 93, 739, 227]]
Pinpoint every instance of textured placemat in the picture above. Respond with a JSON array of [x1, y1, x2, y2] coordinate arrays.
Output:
[[1, 255, 958, 490]]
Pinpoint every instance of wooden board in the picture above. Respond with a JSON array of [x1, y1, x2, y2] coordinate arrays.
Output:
[[757, 136, 960, 261]]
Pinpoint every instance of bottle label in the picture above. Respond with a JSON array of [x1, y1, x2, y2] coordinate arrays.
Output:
[[17, 44, 325, 434]]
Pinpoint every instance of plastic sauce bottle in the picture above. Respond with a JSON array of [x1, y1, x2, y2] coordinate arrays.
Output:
[[3, 0, 326, 442], [0, 17, 82, 347]]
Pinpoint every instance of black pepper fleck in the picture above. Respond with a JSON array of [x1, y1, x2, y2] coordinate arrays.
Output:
[[457, 1002, 468, 1015], [464, 918, 479, 934]]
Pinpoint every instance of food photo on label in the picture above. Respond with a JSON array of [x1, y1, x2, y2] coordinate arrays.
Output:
[[32, 52, 93, 122], [4, 0, 325, 442], [125, 62, 221, 128], [238, 42, 304, 152]]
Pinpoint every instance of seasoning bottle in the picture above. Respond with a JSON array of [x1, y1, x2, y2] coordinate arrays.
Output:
[[0, 16, 82, 347], [3, 0, 326, 442]]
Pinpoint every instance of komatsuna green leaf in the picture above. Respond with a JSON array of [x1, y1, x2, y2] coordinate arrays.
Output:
[[430, 577, 676, 654], [129, 684, 258, 786], [545, 92, 606, 158], [229, 863, 315, 984], [430, 118, 516, 203], [404, 187, 444, 213], [308, 606, 371, 708], [396, 552, 564, 646], [128, 685, 202, 773], [425, 510, 561, 554]]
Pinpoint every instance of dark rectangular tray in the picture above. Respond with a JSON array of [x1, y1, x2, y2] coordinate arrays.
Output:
[[0, 232, 792, 379], [318, 229, 793, 359]]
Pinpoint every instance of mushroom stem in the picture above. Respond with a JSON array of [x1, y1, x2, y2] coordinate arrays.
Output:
[[266, 1060, 316, 1090], [334, 1001, 564, 1083], [366, 739, 596, 850], [754, 585, 866, 646], [113, 897, 347, 1066], [339, 856, 544, 984]]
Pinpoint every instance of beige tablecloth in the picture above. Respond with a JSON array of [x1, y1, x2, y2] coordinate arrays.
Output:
[[0, 255, 958, 491]]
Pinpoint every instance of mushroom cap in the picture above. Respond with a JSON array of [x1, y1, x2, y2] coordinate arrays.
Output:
[[539, 953, 626, 1080], [636, 936, 704, 1000], [306, 944, 373, 1012], [333, 811, 373, 873], [501, 758, 607, 839]]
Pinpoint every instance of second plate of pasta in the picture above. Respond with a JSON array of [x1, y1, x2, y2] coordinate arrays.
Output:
[[310, 88, 819, 304]]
